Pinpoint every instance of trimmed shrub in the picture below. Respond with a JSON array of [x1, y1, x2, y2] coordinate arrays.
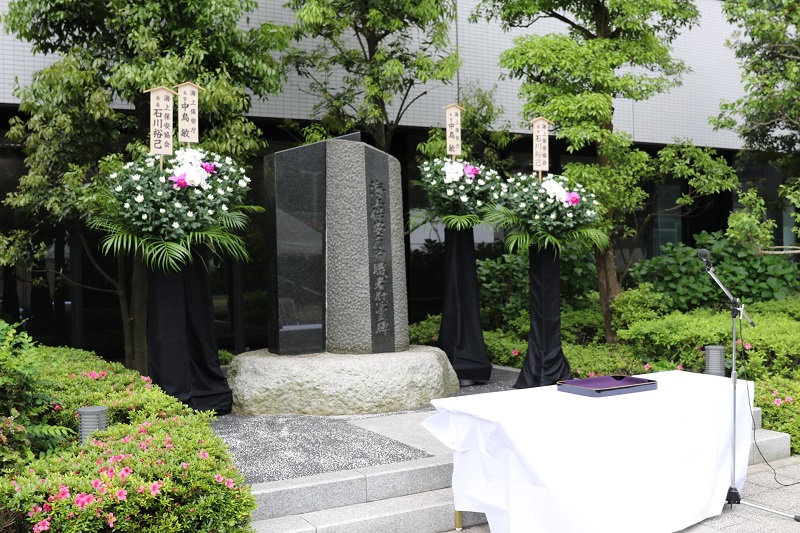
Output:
[[408, 314, 441, 346], [754, 375, 800, 455], [564, 343, 649, 378], [611, 283, 672, 331], [483, 329, 526, 368], [0, 335, 255, 532]]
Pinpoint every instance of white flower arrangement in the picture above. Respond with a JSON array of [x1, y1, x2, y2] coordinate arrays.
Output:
[[90, 148, 262, 271], [415, 158, 505, 230], [485, 173, 606, 252]]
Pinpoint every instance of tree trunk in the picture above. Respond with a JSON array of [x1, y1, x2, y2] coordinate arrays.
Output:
[[595, 245, 621, 344]]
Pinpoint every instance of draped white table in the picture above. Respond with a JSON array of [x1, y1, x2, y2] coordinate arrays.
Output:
[[422, 371, 753, 533]]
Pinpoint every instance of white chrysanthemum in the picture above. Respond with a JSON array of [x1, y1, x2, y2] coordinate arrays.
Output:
[[114, 186, 122, 192], [550, 212, 557, 219], [141, 214, 147, 220], [446, 189, 454, 196], [131, 175, 140, 182], [159, 176, 166, 183], [174, 202, 183, 208], [493, 193, 499, 199], [476, 200, 483, 207], [221, 204, 228, 212], [123, 202, 130, 209], [477, 179, 485, 186], [159, 208, 166, 214], [157, 191, 163, 197], [460, 195, 469, 202], [135, 186, 142, 191], [238, 179, 247, 188], [110, 173, 118, 179], [187, 211, 194, 218], [135, 194, 144, 203], [567, 212, 574, 218], [208, 209, 215, 215], [207, 195, 214, 200], [172, 222, 180, 229], [520, 202, 526, 208], [443, 161, 464, 183]]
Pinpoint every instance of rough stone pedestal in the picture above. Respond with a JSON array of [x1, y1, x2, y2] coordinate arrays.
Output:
[[227, 345, 459, 416]]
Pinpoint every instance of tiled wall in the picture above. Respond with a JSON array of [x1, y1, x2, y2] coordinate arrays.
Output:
[[0, 0, 743, 149]]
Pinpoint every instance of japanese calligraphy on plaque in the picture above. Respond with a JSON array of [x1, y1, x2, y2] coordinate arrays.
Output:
[[176, 82, 204, 144], [531, 116, 553, 175], [145, 86, 177, 155], [443, 103, 465, 157]]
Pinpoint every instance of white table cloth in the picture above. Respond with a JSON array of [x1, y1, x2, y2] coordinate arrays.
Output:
[[422, 371, 753, 533]]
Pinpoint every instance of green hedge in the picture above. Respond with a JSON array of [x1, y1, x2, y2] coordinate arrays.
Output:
[[0, 328, 255, 533]]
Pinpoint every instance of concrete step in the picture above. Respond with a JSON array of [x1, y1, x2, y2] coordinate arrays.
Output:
[[251, 488, 485, 533], [750, 428, 791, 465]]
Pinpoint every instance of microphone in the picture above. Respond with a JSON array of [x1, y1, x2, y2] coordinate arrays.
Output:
[[698, 248, 712, 269]]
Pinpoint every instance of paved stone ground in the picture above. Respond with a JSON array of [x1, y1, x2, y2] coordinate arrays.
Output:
[[211, 366, 519, 483]]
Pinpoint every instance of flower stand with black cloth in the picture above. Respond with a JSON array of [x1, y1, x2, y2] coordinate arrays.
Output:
[[485, 173, 607, 388], [91, 147, 261, 411], [415, 159, 504, 384], [148, 251, 232, 414]]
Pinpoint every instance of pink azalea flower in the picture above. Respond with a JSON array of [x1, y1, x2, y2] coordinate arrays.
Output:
[[136, 485, 146, 494], [181, 462, 189, 469], [786, 397, 794, 404], [566, 191, 580, 205], [107, 512, 117, 528], [463, 165, 480, 178], [775, 398, 783, 407], [27, 505, 43, 517], [644, 363, 652, 371], [744, 343, 751, 350], [225, 478, 235, 489], [773, 390, 779, 396], [198, 450, 209, 459], [74, 492, 95, 510], [589, 372, 596, 378], [115, 489, 127, 501], [215, 474, 224, 483], [56, 485, 70, 500], [150, 481, 162, 495], [53, 404, 62, 411], [676, 364, 683, 371], [33, 518, 50, 533], [511, 349, 519, 356]]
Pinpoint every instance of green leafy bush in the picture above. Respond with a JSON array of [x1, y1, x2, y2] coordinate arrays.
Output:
[[0, 338, 255, 532], [561, 293, 604, 345], [754, 376, 800, 455], [0, 322, 72, 473], [616, 309, 728, 372], [611, 283, 672, 331], [630, 231, 800, 312], [483, 329, 526, 368], [564, 343, 648, 378], [408, 314, 441, 346]]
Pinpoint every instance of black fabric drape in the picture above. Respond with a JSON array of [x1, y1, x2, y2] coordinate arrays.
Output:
[[514, 246, 571, 388], [437, 227, 492, 383], [147, 255, 232, 414]]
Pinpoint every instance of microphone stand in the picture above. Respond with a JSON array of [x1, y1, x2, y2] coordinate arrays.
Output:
[[702, 259, 800, 521]]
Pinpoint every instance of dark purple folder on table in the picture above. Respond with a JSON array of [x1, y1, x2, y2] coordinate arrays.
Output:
[[557, 375, 657, 397]]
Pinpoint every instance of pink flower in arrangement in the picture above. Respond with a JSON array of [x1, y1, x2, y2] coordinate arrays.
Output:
[[463, 165, 480, 178], [201, 162, 217, 174], [566, 191, 580, 205], [169, 174, 189, 189]]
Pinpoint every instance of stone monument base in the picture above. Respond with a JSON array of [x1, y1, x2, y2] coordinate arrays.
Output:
[[226, 345, 459, 416]]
